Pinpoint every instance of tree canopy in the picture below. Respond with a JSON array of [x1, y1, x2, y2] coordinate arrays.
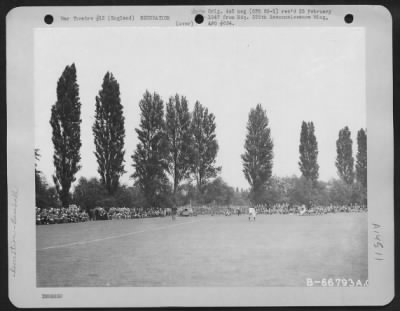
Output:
[[356, 128, 367, 188], [190, 101, 220, 193], [131, 90, 169, 208], [50, 63, 82, 207], [298, 121, 319, 183], [336, 126, 355, 184], [242, 104, 274, 204], [165, 94, 193, 195], [93, 72, 126, 195]]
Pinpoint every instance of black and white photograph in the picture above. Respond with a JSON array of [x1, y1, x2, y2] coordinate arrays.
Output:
[[34, 26, 368, 287], [7, 5, 394, 307]]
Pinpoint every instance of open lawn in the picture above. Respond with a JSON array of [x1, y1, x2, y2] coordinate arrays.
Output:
[[37, 213, 367, 287]]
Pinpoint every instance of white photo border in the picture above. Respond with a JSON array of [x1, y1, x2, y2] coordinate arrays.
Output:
[[7, 5, 393, 307]]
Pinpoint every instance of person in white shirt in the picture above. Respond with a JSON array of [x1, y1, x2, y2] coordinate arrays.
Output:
[[248, 206, 256, 221]]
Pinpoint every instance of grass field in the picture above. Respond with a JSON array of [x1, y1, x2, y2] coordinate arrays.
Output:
[[37, 213, 367, 287]]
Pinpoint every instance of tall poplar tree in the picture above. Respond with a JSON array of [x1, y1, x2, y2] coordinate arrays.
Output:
[[298, 121, 319, 183], [50, 64, 81, 207], [336, 126, 354, 184], [190, 101, 220, 193], [165, 94, 193, 195], [356, 128, 367, 188], [132, 91, 169, 207], [93, 72, 125, 195], [241, 104, 274, 204]]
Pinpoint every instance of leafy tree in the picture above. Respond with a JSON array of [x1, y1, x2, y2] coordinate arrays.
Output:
[[93, 72, 126, 195], [336, 126, 354, 184], [311, 180, 330, 206], [127, 185, 148, 208], [231, 189, 251, 206], [35, 149, 61, 209], [50, 64, 82, 207], [328, 179, 353, 205], [356, 128, 367, 188], [173, 182, 197, 206], [73, 177, 107, 212], [351, 181, 367, 206], [176, 180, 249, 207], [35, 149, 48, 208], [131, 91, 169, 208], [275, 175, 328, 208], [46, 187, 61, 208], [287, 176, 314, 207], [113, 185, 133, 207], [242, 104, 274, 204], [165, 94, 193, 195], [202, 177, 235, 205], [73, 178, 148, 210], [298, 121, 319, 183], [35, 177, 47, 208], [263, 176, 289, 205], [190, 101, 220, 193]]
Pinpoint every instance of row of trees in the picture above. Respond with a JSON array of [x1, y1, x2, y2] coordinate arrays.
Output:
[[47, 64, 220, 208], [70, 174, 365, 211], [241, 104, 367, 205], [35, 168, 365, 211], [131, 91, 220, 208], [71, 176, 246, 211], [36, 64, 367, 210]]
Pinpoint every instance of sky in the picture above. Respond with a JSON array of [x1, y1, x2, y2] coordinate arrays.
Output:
[[34, 26, 366, 190]]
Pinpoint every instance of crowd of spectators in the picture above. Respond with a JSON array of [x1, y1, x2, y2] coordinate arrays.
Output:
[[253, 203, 367, 215], [191, 206, 213, 215], [36, 205, 89, 225], [90, 207, 167, 220], [37, 206, 169, 225], [190, 204, 367, 216], [36, 203, 367, 225], [305, 204, 367, 215], [129, 207, 166, 218], [189, 205, 247, 215]]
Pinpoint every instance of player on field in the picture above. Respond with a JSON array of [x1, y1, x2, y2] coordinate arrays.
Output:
[[248, 206, 256, 221]]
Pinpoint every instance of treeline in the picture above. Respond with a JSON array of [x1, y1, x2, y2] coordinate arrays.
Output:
[[36, 64, 223, 209], [241, 104, 367, 207], [36, 171, 249, 211], [254, 176, 366, 207], [72, 177, 249, 211], [35, 64, 367, 210]]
